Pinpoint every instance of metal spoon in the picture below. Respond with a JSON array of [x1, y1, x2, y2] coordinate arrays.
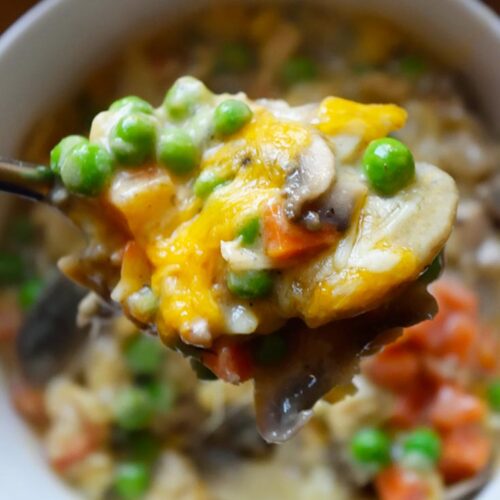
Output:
[[0, 158, 53, 201], [0, 157, 131, 302]]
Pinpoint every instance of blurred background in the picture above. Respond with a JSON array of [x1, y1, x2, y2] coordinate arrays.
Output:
[[1, 0, 499, 32]]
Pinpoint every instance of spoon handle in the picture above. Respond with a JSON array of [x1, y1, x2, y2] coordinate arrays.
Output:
[[0, 158, 54, 201]]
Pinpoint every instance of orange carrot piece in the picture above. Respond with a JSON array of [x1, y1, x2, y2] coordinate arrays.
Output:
[[440, 313, 477, 362], [263, 203, 338, 263], [363, 345, 420, 392], [474, 327, 499, 372], [202, 338, 254, 384], [10, 379, 47, 425], [0, 293, 22, 342], [50, 423, 106, 472], [431, 280, 478, 317], [389, 384, 432, 429], [429, 385, 486, 431], [439, 425, 491, 483], [375, 465, 430, 500], [51, 434, 95, 472]]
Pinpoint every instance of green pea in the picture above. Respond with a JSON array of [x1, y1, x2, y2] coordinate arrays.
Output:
[[254, 334, 287, 365], [114, 386, 154, 431], [0, 252, 24, 285], [363, 137, 415, 196], [281, 56, 317, 86], [158, 128, 199, 175], [402, 428, 441, 464], [145, 380, 176, 415], [18, 278, 44, 310], [190, 358, 218, 381], [114, 461, 151, 500], [109, 96, 154, 115], [487, 379, 500, 412], [60, 142, 113, 196], [419, 252, 444, 284], [399, 55, 427, 78], [215, 43, 253, 73], [163, 76, 210, 120], [237, 217, 260, 246], [110, 113, 156, 165], [213, 99, 253, 136], [50, 135, 88, 175], [193, 170, 227, 198], [227, 270, 273, 299], [350, 428, 391, 468], [124, 335, 165, 376]]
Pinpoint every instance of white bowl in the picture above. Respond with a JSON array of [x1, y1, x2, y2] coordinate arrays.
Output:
[[0, 0, 499, 498]]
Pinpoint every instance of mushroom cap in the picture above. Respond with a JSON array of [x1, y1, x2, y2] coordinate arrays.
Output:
[[276, 161, 459, 326]]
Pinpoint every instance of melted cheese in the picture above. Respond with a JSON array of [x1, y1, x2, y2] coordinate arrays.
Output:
[[305, 247, 418, 325], [315, 97, 407, 142], [146, 109, 313, 344], [108, 95, 423, 345]]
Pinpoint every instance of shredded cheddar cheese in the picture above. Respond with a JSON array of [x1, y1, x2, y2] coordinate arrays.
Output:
[[146, 109, 313, 343], [315, 97, 407, 143], [305, 247, 419, 325], [95, 81, 455, 348]]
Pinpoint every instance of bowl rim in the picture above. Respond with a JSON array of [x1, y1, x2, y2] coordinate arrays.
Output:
[[1, 0, 500, 60]]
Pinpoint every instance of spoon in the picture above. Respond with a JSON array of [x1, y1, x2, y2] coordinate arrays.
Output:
[[0, 157, 131, 302], [0, 82, 458, 443], [0, 158, 53, 201]]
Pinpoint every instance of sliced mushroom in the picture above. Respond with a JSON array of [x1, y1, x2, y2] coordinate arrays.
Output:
[[16, 274, 88, 384], [283, 134, 336, 220], [276, 162, 458, 326], [255, 278, 437, 442], [313, 168, 368, 232]]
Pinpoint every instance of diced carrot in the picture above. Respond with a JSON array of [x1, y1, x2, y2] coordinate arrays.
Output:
[[389, 384, 433, 429], [263, 203, 338, 263], [439, 425, 491, 483], [10, 379, 47, 425], [50, 423, 106, 472], [439, 313, 477, 362], [474, 327, 499, 372], [375, 465, 430, 500], [405, 283, 479, 363], [431, 280, 478, 317], [0, 293, 22, 342], [421, 357, 454, 386], [428, 385, 486, 431], [202, 338, 254, 384], [363, 345, 420, 392], [404, 317, 445, 355], [51, 433, 95, 472]]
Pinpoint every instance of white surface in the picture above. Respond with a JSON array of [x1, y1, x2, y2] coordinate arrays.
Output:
[[0, 0, 499, 498]]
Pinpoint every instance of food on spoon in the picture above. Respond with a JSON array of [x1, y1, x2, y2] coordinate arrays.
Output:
[[6, 6, 499, 496], [47, 76, 457, 440]]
